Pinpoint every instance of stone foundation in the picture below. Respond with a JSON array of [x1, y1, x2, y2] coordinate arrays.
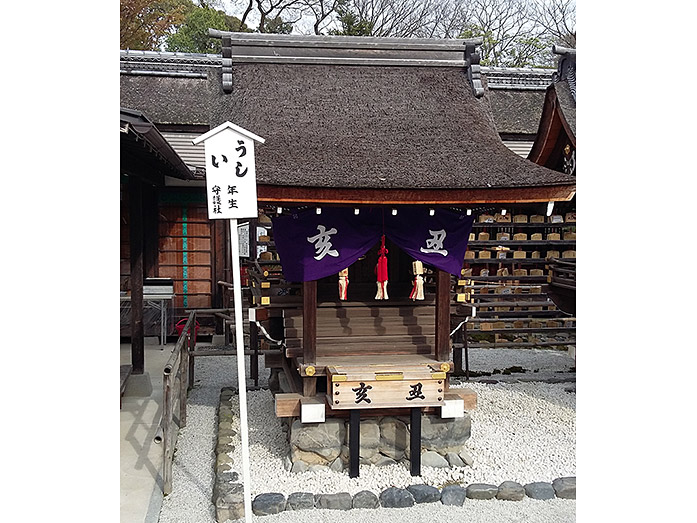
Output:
[[212, 387, 574, 522], [287, 413, 472, 471]]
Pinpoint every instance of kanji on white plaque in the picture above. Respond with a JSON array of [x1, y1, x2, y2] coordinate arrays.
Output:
[[193, 122, 265, 220]]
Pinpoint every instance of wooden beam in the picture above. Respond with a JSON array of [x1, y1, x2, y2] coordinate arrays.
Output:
[[303, 376, 317, 398], [263, 351, 283, 369], [303, 280, 317, 365], [274, 393, 326, 417], [129, 177, 145, 374], [280, 355, 303, 395], [257, 184, 576, 205], [210, 30, 481, 51], [435, 270, 451, 362], [226, 55, 467, 67], [448, 388, 478, 411]]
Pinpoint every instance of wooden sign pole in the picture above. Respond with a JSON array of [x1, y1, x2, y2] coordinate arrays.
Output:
[[230, 218, 252, 522]]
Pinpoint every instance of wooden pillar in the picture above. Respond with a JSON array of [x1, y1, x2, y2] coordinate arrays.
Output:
[[410, 407, 421, 476], [142, 183, 159, 279], [435, 269, 451, 362], [213, 220, 227, 314], [303, 280, 317, 365], [349, 409, 361, 478], [303, 377, 317, 397], [129, 177, 145, 374]]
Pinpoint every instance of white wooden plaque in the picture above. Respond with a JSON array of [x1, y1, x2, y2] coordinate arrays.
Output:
[[193, 122, 265, 220]]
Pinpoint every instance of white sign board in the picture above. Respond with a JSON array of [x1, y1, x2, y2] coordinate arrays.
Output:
[[192, 122, 265, 220], [238, 222, 250, 258]]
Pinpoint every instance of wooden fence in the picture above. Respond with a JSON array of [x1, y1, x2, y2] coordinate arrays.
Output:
[[154, 311, 195, 495]]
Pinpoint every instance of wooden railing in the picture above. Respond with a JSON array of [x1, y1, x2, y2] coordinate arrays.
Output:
[[154, 310, 195, 495]]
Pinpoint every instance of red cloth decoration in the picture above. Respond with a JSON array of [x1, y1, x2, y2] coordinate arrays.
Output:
[[375, 235, 389, 299]]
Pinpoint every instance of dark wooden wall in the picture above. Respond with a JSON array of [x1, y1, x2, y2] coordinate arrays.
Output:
[[317, 237, 414, 301], [158, 203, 214, 311], [121, 187, 227, 336]]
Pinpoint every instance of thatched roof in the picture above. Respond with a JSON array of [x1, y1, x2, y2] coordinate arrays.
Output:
[[486, 89, 547, 136], [209, 62, 572, 191], [120, 75, 210, 126], [119, 37, 575, 202]]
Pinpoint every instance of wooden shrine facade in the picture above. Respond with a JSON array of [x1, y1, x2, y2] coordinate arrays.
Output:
[[120, 33, 576, 476]]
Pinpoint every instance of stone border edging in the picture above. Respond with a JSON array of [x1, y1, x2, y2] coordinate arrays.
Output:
[[212, 387, 575, 521]]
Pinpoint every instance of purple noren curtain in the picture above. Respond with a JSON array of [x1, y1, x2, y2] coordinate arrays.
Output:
[[271, 207, 474, 282]]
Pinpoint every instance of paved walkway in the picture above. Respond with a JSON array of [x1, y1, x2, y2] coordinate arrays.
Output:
[[120, 341, 175, 523]]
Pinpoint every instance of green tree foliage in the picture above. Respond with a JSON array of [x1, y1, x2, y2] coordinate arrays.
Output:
[[459, 24, 498, 64], [328, 0, 374, 36], [120, 0, 190, 50], [262, 15, 294, 34], [459, 23, 550, 68], [166, 4, 252, 53]]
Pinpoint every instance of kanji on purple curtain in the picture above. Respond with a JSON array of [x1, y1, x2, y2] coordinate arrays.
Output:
[[271, 207, 382, 282], [271, 207, 474, 282], [384, 207, 474, 276]]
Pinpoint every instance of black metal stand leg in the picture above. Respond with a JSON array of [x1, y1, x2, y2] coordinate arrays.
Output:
[[349, 409, 360, 478], [454, 344, 463, 375], [464, 335, 470, 381], [410, 407, 421, 476], [250, 321, 259, 387]]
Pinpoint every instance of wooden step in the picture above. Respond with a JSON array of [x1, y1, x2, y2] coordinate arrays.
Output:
[[283, 314, 436, 328], [285, 321, 436, 338], [284, 306, 436, 320], [286, 334, 435, 349], [286, 345, 435, 358]]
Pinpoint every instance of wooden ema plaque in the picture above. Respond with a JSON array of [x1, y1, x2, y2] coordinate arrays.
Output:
[[327, 364, 447, 410]]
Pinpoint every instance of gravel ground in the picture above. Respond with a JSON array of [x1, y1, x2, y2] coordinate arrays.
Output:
[[159, 347, 575, 523], [463, 347, 575, 375]]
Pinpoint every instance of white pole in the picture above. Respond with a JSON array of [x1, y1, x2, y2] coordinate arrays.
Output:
[[229, 218, 252, 522]]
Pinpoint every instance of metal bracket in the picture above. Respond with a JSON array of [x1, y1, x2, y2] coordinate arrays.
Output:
[[552, 44, 576, 100], [465, 43, 485, 98]]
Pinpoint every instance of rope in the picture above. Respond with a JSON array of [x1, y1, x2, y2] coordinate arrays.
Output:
[[255, 321, 284, 347]]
